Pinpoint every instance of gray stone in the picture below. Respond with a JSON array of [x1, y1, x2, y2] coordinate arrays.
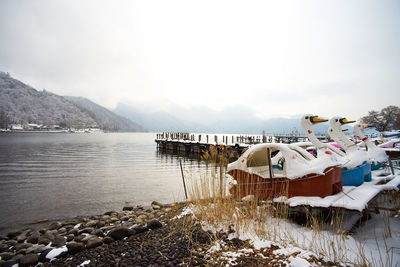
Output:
[[58, 227, 67, 235], [52, 234, 66, 247], [151, 200, 166, 207], [26, 231, 40, 244], [66, 241, 85, 254], [2, 259, 17, 267], [107, 227, 135, 240], [85, 220, 99, 228], [147, 220, 162, 230], [16, 248, 27, 255], [6, 231, 20, 240], [42, 231, 55, 242], [66, 234, 75, 242], [16, 231, 29, 243], [78, 227, 94, 234], [137, 214, 147, 220], [120, 216, 130, 221], [0, 235, 8, 241], [46, 221, 62, 230], [25, 244, 47, 254], [74, 235, 85, 243], [152, 205, 161, 210], [19, 253, 39, 267], [91, 229, 104, 237], [81, 235, 95, 243], [5, 240, 17, 247], [67, 228, 78, 236], [11, 253, 24, 262], [101, 215, 111, 220], [144, 206, 153, 212], [37, 236, 51, 246], [86, 237, 103, 249], [0, 252, 13, 260], [14, 243, 32, 251], [110, 217, 119, 223], [97, 221, 105, 228], [122, 206, 133, 211], [0, 243, 9, 252]]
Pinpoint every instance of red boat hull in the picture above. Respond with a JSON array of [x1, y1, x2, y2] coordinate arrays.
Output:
[[228, 166, 342, 199]]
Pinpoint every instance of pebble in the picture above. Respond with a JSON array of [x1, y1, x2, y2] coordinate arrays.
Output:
[[19, 253, 39, 267]]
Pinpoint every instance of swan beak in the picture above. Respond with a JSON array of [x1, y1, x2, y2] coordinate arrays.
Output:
[[342, 129, 348, 132], [339, 118, 355, 125], [311, 116, 328, 124]]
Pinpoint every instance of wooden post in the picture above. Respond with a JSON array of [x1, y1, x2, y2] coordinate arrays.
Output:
[[267, 148, 274, 201], [179, 160, 188, 200], [389, 158, 395, 175]]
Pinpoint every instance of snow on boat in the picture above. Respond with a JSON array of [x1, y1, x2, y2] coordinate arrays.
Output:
[[378, 139, 400, 159], [276, 169, 400, 212], [226, 143, 342, 199], [353, 123, 389, 171], [328, 117, 372, 185]]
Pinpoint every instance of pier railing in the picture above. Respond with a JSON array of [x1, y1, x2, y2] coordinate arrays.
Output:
[[155, 132, 327, 146]]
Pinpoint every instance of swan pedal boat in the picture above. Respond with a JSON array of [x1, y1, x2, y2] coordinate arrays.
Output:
[[227, 143, 342, 199]]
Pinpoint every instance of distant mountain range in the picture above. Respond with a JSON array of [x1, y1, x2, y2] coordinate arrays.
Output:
[[0, 71, 144, 132], [0, 70, 351, 135], [113, 103, 340, 135]]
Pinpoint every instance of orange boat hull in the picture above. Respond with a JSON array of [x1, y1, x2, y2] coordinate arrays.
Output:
[[228, 166, 342, 199]]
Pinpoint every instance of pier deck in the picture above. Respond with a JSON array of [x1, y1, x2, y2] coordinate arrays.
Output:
[[155, 132, 328, 160]]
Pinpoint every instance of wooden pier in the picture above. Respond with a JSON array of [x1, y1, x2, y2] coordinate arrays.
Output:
[[155, 132, 329, 161]]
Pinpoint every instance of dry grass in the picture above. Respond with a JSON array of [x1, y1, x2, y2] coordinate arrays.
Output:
[[181, 150, 399, 266]]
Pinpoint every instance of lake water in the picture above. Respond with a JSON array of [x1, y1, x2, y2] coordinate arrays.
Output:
[[0, 132, 205, 234]]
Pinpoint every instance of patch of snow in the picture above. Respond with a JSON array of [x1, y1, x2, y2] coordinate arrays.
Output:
[[288, 256, 311, 267], [172, 205, 194, 220], [79, 260, 91, 266], [46, 246, 68, 261]]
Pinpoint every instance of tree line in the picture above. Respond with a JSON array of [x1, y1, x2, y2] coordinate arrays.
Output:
[[361, 105, 400, 132]]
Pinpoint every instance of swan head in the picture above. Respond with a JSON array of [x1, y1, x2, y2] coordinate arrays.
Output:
[[354, 123, 371, 138], [330, 116, 356, 128], [301, 114, 328, 130]]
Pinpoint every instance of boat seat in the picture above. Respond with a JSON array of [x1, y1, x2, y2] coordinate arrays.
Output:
[[247, 165, 286, 178]]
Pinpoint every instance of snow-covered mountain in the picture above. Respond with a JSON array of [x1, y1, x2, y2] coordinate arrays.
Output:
[[0, 71, 144, 132]]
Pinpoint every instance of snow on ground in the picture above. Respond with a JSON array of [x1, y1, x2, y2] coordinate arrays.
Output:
[[46, 245, 68, 261], [181, 168, 400, 266]]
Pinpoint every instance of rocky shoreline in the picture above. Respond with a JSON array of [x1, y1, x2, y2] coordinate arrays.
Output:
[[0, 201, 330, 267], [0, 201, 195, 266]]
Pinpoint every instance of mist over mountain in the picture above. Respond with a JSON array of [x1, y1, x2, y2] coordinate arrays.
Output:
[[65, 96, 145, 132], [0, 71, 144, 132], [114, 103, 341, 135], [114, 104, 211, 133]]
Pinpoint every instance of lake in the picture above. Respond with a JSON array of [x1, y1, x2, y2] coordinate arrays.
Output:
[[0, 132, 205, 234]]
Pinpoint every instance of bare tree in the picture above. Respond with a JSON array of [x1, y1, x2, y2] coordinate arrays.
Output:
[[361, 105, 400, 132], [0, 109, 11, 129]]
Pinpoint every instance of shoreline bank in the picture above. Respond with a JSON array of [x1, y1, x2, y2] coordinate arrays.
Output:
[[0, 200, 331, 266]]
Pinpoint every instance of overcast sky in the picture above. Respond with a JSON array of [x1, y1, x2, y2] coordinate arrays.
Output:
[[0, 0, 399, 120]]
